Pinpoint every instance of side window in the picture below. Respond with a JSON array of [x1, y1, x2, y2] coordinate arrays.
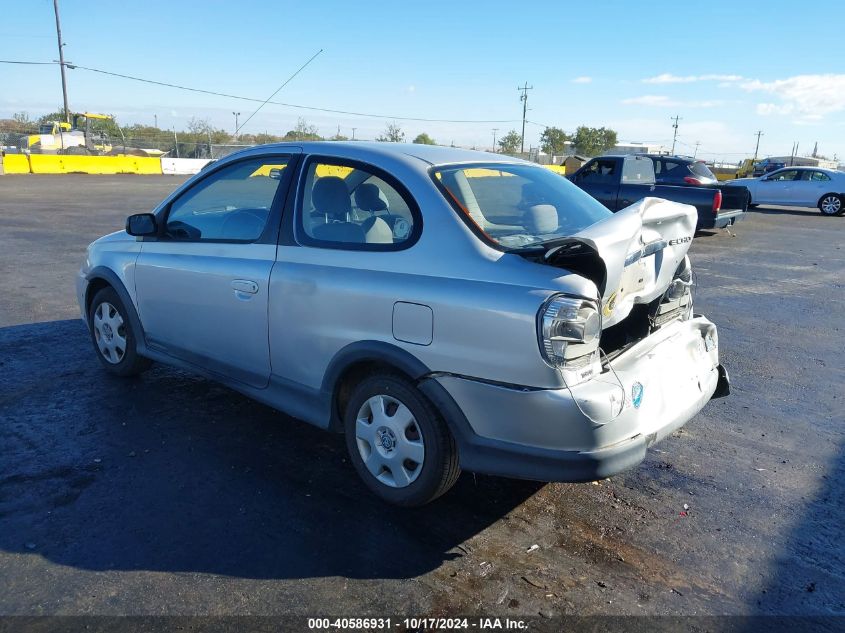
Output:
[[622, 158, 653, 182], [165, 157, 289, 241], [768, 170, 798, 182], [810, 171, 831, 182], [579, 159, 616, 183], [299, 160, 418, 248]]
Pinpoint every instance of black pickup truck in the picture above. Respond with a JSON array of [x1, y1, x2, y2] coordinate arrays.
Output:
[[569, 155, 747, 230]]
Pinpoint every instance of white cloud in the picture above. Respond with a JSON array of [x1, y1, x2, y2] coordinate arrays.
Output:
[[742, 74, 845, 120], [407, 85, 416, 93], [643, 73, 743, 84], [621, 95, 725, 108], [571, 76, 592, 84], [756, 102, 793, 116]]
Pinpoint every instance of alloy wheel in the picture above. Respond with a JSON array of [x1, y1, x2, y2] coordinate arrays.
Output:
[[820, 195, 841, 215]]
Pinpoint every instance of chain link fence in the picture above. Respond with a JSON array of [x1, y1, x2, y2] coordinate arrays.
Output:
[[0, 123, 259, 159]]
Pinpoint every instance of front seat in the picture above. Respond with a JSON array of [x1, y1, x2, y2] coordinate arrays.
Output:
[[354, 182, 389, 215], [310, 177, 364, 243]]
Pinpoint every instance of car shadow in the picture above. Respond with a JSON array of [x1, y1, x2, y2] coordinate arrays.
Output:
[[0, 320, 542, 581], [750, 205, 825, 217]]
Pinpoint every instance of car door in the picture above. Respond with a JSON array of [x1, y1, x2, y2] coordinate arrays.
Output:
[[755, 169, 798, 205], [269, 156, 422, 394], [573, 158, 619, 209], [134, 153, 298, 388], [793, 170, 832, 207]]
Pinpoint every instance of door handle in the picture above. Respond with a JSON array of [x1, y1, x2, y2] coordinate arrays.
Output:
[[231, 279, 259, 295]]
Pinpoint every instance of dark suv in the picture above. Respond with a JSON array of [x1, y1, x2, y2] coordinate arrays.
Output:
[[647, 155, 719, 186]]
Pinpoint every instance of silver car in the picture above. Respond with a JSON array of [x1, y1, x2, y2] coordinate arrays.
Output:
[[726, 166, 845, 215], [76, 143, 729, 506]]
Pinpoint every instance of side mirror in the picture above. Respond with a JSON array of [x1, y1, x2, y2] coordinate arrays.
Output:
[[126, 213, 158, 237]]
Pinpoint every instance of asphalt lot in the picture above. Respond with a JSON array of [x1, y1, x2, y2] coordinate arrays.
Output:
[[0, 175, 843, 617]]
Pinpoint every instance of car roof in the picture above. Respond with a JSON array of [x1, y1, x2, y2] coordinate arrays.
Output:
[[774, 166, 837, 173], [232, 141, 528, 167]]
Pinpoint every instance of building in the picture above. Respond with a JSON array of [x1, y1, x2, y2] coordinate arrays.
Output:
[[609, 142, 670, 155], [766, 155, 838, 170]]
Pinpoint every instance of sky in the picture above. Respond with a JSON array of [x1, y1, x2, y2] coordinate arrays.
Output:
[[2, 0, 844, 163]]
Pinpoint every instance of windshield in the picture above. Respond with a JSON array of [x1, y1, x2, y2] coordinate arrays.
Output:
[[432, 163, 611, 249], [689, 161, 716, 180]]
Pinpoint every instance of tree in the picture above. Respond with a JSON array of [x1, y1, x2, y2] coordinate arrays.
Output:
[[377, 122, 405, 143], [37, 108, 69, 125], [412, 132, 436, 145], [573, 126, 618, 157], [282, 117, 322, 141], [12, 111, 32, 125], [186, 116, 213, 135], [539, 126, 570, 156], [498, 129, 522, 154]]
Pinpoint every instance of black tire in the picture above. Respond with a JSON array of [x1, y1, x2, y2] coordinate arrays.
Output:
[[343, 373, 460, 506], [88, 287, 151, 376], [818, 193, 843, 216]]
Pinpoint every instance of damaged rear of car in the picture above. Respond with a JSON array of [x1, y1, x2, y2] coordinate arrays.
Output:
[[430, 162, 729, 483]]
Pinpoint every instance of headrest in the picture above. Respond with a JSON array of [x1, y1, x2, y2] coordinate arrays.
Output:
[[523, 204, 558, 234], [312, 177, 351, 219], [355, 183, 388, 213]]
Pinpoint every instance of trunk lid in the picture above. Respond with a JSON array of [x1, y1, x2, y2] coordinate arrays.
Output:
[[544, 197, 696, 328]]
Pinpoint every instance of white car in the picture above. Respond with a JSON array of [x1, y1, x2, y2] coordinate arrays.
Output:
[[725, 166, 845, 215]]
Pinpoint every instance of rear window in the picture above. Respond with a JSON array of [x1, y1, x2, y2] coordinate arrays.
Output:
[[431, 163, 611, 250], [689, 161, 716, 179]]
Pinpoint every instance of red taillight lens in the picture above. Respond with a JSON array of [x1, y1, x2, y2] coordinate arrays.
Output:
[[684, 176, 703, 185], [713, 190, 722, 214]]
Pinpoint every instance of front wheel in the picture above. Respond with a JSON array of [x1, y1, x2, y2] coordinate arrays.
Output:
[[344, 373, 460, 506], [88, 287, 151, 376], [818, 194, 843, 216]]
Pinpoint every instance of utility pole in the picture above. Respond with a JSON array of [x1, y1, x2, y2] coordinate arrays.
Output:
[[52, 0, 70, 123], [693, 141, 701, 158], [518, 82, 533, 154], [753, 130, 763, 161], [670, 115, 682, 154], [492, 128, 498, 152], [351, 127, 357, 140], [232, 112, 241, 138], [154, 114, 158, 129]]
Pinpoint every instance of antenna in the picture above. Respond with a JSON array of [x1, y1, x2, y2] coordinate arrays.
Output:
[[235, 49, 323, 136]]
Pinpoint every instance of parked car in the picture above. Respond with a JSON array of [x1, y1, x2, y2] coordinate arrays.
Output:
[[77, 143, 729, 506], [569, 155, 747, 230], [647, 154, 719, 186], [724, 166, 845, 215]]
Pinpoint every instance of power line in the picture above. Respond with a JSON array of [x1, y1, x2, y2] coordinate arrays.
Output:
[[0, 59, 518, 124], [235, 49, 323, 135], [0, 59, 56, 65]]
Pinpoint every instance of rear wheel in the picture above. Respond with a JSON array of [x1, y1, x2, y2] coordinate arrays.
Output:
[[818, 194, 843, 216], [344, 373, 460, 506], [88, 287, 151, 376]]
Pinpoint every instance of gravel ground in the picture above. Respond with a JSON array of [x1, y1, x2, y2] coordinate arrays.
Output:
[[0, 175, 842, 618]]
